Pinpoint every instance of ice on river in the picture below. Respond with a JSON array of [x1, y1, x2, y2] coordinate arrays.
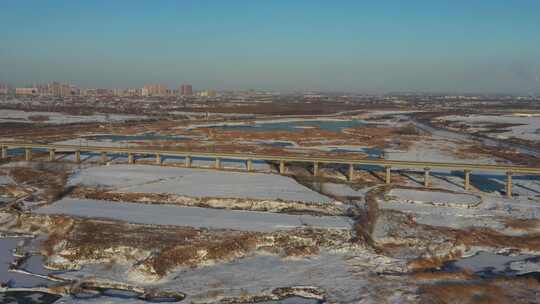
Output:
[[36, 198, 352, 232], [69, 164, 331, 203]]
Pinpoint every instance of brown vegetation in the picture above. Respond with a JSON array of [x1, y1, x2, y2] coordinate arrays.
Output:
[[27, 115, 50, 122], [412, 269, 475, 281], [503, 218, 540, 232], [69, 187, 344, 216], [418, 277, 540, 304], [42, 218, 350, 278], [9, 164, 69, 203]]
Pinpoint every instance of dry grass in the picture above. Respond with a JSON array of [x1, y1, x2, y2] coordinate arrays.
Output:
[[149, 233, 259, 276], [418, 277, 540, 304], [419, 281, 509, 304], [42, 218, 349, 278], [455, 227, 540, 251], [412, 270, 475, 281], [503, 218, 540, 231], [458, 144, 539, 166], [9, 164, 69, 202], [407, 250, 463, 271], [354, 186, 389, 248]]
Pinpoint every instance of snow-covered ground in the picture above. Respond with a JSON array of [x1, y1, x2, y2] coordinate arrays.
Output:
[[0, 175, 14, 185], [36, 198, 352, 232], [440, 114, 540, 142], [387, 189, 481, 208], [0, 238, 55, 288], [56, 250, 410, 303], [0, 109, 145, 124], [68, 165, 329, 203], [379, 188, 540, 231], [320, 183, 370, 198], [386, 138, 495, 165], [451, 251, 538, 275]]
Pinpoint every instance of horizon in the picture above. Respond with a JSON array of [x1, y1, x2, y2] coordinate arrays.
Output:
[[1, 0, 540, 94]]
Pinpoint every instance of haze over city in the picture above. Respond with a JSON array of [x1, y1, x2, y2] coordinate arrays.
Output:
[[1, 0, 540, 93]]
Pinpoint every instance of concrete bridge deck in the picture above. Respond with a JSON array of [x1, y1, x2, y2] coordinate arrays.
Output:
[[2, 141, 539, 197]]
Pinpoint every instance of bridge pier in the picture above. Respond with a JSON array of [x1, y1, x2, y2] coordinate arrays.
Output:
[[128, 153, 134, 164], [75, 151, 81, 163], [185, 156, 192, 168], [25, 148, 32, 161], [156, 154, 161, 165], [48, 149, 56, 162], [313, 162, 319, 177], [424, 168, 430, 188], [101, 152, 108, 164], [215, 158, 221, 169], [464, 170, 471, 190], [385, 166, 392, 184], [506, 171, 513, 198], [279, 160, 286, 175], [1, 146, 8, 159], [348, 164, 354, 181], [247, 159, 253, 172]]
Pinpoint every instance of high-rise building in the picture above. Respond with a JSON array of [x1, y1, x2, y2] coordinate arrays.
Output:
[[15, 87, 38, 95], [198, 90, 217, 97], [48, 82, 62, 96], [142, 84, 168, 96], [180, 84, 193, 96], [0, 83, 9, 95]]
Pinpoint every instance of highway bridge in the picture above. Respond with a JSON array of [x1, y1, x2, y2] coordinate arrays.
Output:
[[3, 142, 540, 197]]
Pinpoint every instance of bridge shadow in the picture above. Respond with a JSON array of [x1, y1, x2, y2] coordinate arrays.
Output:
[[431, 171, 465, 190], [397, 170, 424, 187]]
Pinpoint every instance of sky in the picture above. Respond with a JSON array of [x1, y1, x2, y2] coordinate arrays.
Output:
[[1, 0, 539, 94]]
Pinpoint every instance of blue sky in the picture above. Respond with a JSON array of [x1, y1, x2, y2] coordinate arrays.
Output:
[[1, 0, 539, 93]]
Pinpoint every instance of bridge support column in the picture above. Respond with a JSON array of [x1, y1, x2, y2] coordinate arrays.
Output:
[[464, 170, 471, 191], [247, 159, 253, 172], [385, 166, 392, 184], [313, 162, 319, 177], [279, 160, 286, 175], [156, 154, 161, 165], [25, 148, 32, 161], [75, 151, 81, 163], [1, 146, 8, 159], [128, 153, 134, 164], [348, 164, 354, 181], [506, 172, 513, 198], [185, 156, 192, 168], [101, 152, 108, 164], [215, 158, 221, 169], [424, 168, 430, 188], [48, 149, 56, 162]]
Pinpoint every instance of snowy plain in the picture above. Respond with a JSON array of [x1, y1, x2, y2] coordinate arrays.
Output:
[[36, 198, 352, 232], [440, 114, 540, 142], [68, 164, 331, 203], [0, 109, 145, 124]]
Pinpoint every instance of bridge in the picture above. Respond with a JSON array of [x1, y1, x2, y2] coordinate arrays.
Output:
[[2, 141, 540, 198]]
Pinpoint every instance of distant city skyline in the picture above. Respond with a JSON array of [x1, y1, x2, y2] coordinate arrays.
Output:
[[1, 0, 540, 94]]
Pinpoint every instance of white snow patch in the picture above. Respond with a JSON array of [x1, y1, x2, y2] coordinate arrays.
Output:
[[36, 198, 353, 232], [441, 114, 540, 141], [388, 189, 481, 208], [0, 109, 145, 124], [69, 165, 330, 203]]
